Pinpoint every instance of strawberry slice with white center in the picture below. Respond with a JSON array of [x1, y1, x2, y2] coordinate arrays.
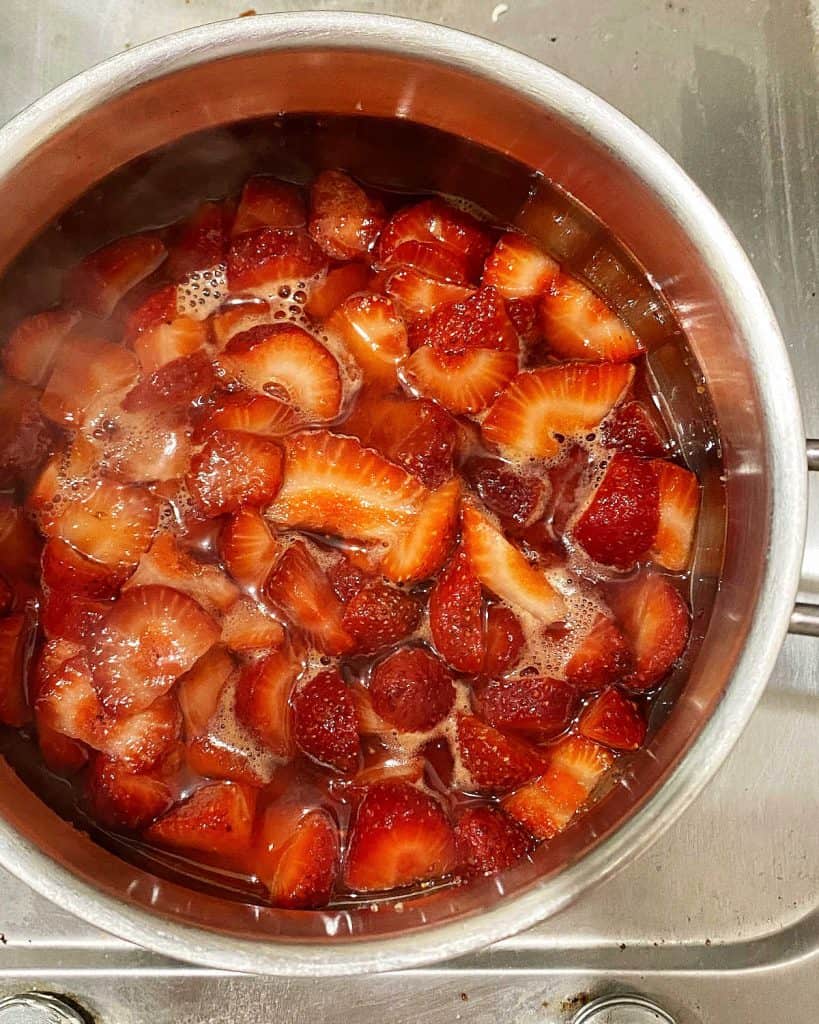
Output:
[[232, 176, 306, 236], [343, 780, 457, 892], [220, 596, 285, 653], [234, 647, 300, 757], [481, 232, 559, 299], [2, 309, 81, 387], [304, 262, 372, 320], [220, 507, 281, 592], [377, 198, 492, 278], [429, 545, 485, 673], [482, 362, 634, 460], [216, 323, 342, 420], [85, 755, 173, 831], [0, 612, 33, 726], [166, 200, 232, 280], [327, 293, 408, 389], [125, 533, 240, 615], [186, 429, 284, 518], [461, 504, 566, 622], [40, 590, 111, 646], [39, 336, 139, 427], [564, 613, 634, 693], [308, 169, 386, 260], [41, 538, 130, 600], [380, 476, 460, 583], [402, 346, 519, 416], [144, 781, 257, 857], [540, 273, 643, 362], [253, 805, 340, 908], [197, 392, 303, 439], [650, 460, 700, 571], [408, 286, 519, 357], [226, 227, 327, 297], [64, 235, 167, 318], [92, 584, 220, 713], [124, 285, 208, 372], [608, 573, 690, 690], [502, 735, 614, 840], [384, 267, 475, 321], [455, 714, 546, 795], [379, 240, 471, 284], [579, 686, 647, 751], [177, 644, 235, 738]]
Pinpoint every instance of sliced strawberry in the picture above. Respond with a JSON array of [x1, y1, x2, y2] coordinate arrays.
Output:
[[609, 573, 690, 689], [482, 605, 525, 677], [454, 804, 534, 877], [220, 508, 280, 592], [227, 228, 327, 296], [145, 781, 256, 857], [39, 337, 138, 427], [0, 376, 51, 480], [481, 232, 559, 299], [40, 590, 111, 644], [369, 647, 455, 733], [232, 176, 306, 236], [292, 669, 360, 773], [377, 199, 491, 277], [650, 460, 699, 571], [3, 309, 81, 387], [122, 351, 215, 412], [220, 597, 284, 653], [308, 169, 385, 260], [36, 721, 88, 774], [125, 533, 239, 615], [216, 323, 342, 420], [456, 714, 545, 795], [341, 579, 421, 655], [92, 584, 220, 713], [380, 240, 471, 284], [264, 540, 352, 655], [254, 805, 339, 908], [463, 456, 548, 528], [177, 645, 235, 738], [343, 780, 457, 892], [186, 429, 283, 517], [99, 408, 193, 485], [348, 751, 426, 789], [379, 476, 460, 583], [327, 555, 368, 603], [211, 300, 275, 349], [462, 505, 566, 621], [304, 262, 372, 320], [125, 285, 208, 372], [95, 694, 183, 769], [579, 686, 646, 750], [506, 296, 542, 346], [197, 391, 303, 439], [564, 613, 634, 693], [64, 235, 167, 318], [186, 733, 272, 788], [475, 675, 577, 739], [402, 346, 518, 415], [0, 613, 32, 726], [408, 287, 519, 357], [166, 200, 231, 279], [429, 546, 485, 673], [0, 499, 41, 581], [85, 755, 173, 830], [385, 267, 475, 321], [234, 648, 300, 757], [549, 444, 591, 535], [540, 273, 642, 362], [574, 452, 660, 569], [326, 293, 408, 388], [482, 363, 634, 460], [41, 538, 130, 600], [602, 400, 666, 458]]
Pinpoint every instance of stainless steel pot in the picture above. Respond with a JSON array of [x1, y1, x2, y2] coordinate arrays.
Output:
[[0, 11, 813, 976]]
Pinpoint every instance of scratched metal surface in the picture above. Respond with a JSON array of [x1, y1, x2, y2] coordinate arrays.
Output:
[[0, 1, 816, 1022]]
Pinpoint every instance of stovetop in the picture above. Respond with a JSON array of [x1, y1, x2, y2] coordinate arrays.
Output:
[[0, 1, 816, 1021]]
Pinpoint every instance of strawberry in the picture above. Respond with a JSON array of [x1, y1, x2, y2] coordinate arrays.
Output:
[[227, 228, 326, 297], [122, 351, 215, 412], [125, 285, 208, 372], [39, 336, 138, 427], [380, 241, 471, 284], [475, 675, 577, 739], [326, 293, 408, 389], [40, 590, 111, 644], [482, 605, 525, 676], [308, 169, 386, 260], [92, 584, 220, 713], [232, 176, 306, 236], [186, 429, 284, 517], [0, 499, 41, 581], [408, 287, 519, 357], [0, 377, 51, 482], [481, 232, 559, 299], [254, 806, 339, 908], [506, 297, 542, 346], [264, 540, 352, 655], [211, 300, 275, 349], [292, 669, 360, 773], [385, 268, 475, 321], [540, 273, 642, 362], [125, 533, 239, 615], [304, 262, 372, 320], [402, 346, 518, 415], [64, 235, 167, 318], [602, 400, 666, 458], [429, 546, 485, 673], [28, 437, 97, 532], [197, 392, 303, 439], [650, 460, 699, 571], [347, 751, 426, 789], [461, 505, 566, 621], [186, 734, 272, 788], [234, 648, 300, 757], [216, 323, 342, 420], [573, 452, 660, 569], [502, 735, 613, 840], [377, 199, 491, 277], [0, 613, 32, 726], [0, 575, 13, 615], [456, 714, 545, 794], [454, 804, 534, 877], [350, 683, 389, 735], [369, 647, 455, 733], [177, 644, 235, 738], [564, 613, 634, 693], [549, 444, 591, 535], [380, 476, 460, 583], [36, 722, 88, 774], [343, 780, 457, 892], [165, 200, 231, 279], [144, 781, 256, 857], [85, 755, 173, 830], [220, 507, 280, 592], [482, 363, 634, 460], [463, 456, 548, 528], [95, 694, 183, 769], [98, 408, 193, 485], [3, 309, 81, 387], [608, 573, 690, 690], [342, 579, 421, 654], [220, 597, 284, 653], [327, 555, 368, 603], [41, 538, 130, 600], [579, 686, 646, 750]]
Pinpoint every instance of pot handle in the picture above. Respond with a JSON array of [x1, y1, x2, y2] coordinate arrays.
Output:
[[788, 439, 819, 636]]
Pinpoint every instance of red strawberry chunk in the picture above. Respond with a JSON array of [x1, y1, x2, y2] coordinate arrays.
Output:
[[292, 669, 360, 774], [429, 547, 485, 674], [40, 589, 111, 644], [409, 286, 518, 357], [177, 644, 235, 738], [481, 232, 559, 299], [124, 284, 208, 371], [454, 804, 534, 877], [122, 351, 215, 412], [39, 336, 138, 427], [602, 400, 666, 458], [402, 345, 519, 416], [227, 227, 327, 297], [456, 714, 545, 795], [64, 235, 167, 318], [343, 780, 457, 892], [385, 267, 475, 321], [506, 297, 542, 346], [186, 429, 283, 517], [369, 647, 455, 733], [126, 533, 239, 616], [464, 456, 548, 528], [145, 781, 257, 857], [609, 573, 690, 690], [197, 391, 303, 439], [254, 805, 339, 908], [540, 273, 642, 362], [41, 538, 130, 600], [475, 675, 577, 740], [379, 477, 461, 584], [85, 755, 173, 830], [381, 240, 471, 284], [377, 199, 491, 277], [650, 460, 700, 571], [232, 176, 306, 236], [0, 612, 33, 726], [235, 648, 299, 758], [482, 605, 525, 676], [327, 554, 368, 603], [579, 686, 646, 751], [166, 201, 231, 279], [186, 734, 272, 788], [220, 596, 284, 653], [36, 721, 88, 774], [327, 293, 409, 389], [0, 502, 41, 585], [342, 579, 421, 655], [3, 309, 81, 387], [0, 575, 13, 615], [304, 262, 372, 320], [220, 507, 280, 592], [0, 377, 51, 481], [308, 170, 386, 260], [565, 613, 634, 693]]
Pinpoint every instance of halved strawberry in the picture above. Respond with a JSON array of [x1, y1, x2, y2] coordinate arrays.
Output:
[[0, 613, 32, 726], [39, 337, 138, 427], [92, 584, 220, 713], [220, 597, 284, 653], [343, 780, 457, 892], [454, 804, 534, 877], [122, 351, 215, 412], [326, 293, 408, 388], [573, 452, 660, 570], [463, 456, 548, 528], [292, 669, 360, 773], [461, 505, 566, 621], [3, 309, 81, 387], [264, 540, 352, 655], [402, 346, 518, 415], [197, 391, 303, 439], [64, 235, 167, 318], [475, 675, 577, 740], [482, 605, 525, 677], [85, 755, 173, 830], [186, 429, 283, 517], [220, 508, 280, 592], [144, 781, 256, 857], [564, 613, 634, 693], [341, 579, 421, 655], [232, 176, 306, 236], [177, 645, 235, 738], [40, 590, 111, 644], [379, 476, 460, 583], [41, 538, 129, 600], [234, 648, 300, 757], [650, 460, 699, 571], [369, 647, 455, 733], [0, 500, 41, 581], [308, 170, 386, 260], [304, 262, 372, 320], [540, 273, 642, 362], [125, 533, 239, 615], [36, 721, 88, 774], [380, 240, 471, 284], [408, 287, 519, 357], [254, 805, 339, 908], [609, 573, 690, 690], [429, 546, 485, 673], [227, 228, 327, 296], [385, 267, 475, 321], [482, 363, 634, 460], [481, 232, 559, 299], [579, 686, 646, 751], [602, 400, 666, 458], [502, 735, 614, 839], [456, 714, 545, 795], [166, 200, 231, 280], [377, 199, 491, 277], [216, 323, 342, 420], [124, 285, 208, 372]]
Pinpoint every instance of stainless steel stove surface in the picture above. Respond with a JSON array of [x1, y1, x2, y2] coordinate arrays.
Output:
[[0, 1, 816, 1021]]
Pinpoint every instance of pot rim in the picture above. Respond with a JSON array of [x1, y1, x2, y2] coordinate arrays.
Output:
[[0, 10, 806, 976]]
